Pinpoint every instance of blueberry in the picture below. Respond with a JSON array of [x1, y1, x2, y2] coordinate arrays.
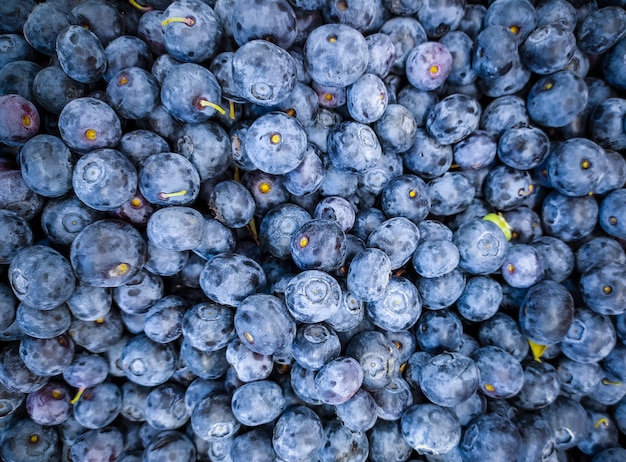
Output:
[[527, 70, 588, 128], [367, 419, 413, 462], [0, 417, 60, 462], [290, 218, 347, 271], [366, 275, 422, 332], [519, 280, 575, 345], [497, 125, 550, 171], [428, 171, 475, 216], [191, 393, 240, 443], [479, 94, 529, 139], [401, 403, 461, 456], [547, 137, 608, 196], [419, 352, 479, 408], [143, 430, 196, 462], [501, 206, 543, 244], [55, 25, 106, 84], [70, 219, 147, 288], [577, 6, 626, 55], [103, 35, 153, 82], [246, 114, 309, 176], [346, 73, 388, 124], [346, 330, 398, 390], [233, 39, 297, 106], [472, 25, 519, 79], [317, 419, 369, 462], [161, 0, 222, 63], [314, 356, 363, 405], [58, 97, 122, 153], [453, 218, 509, 275], [381, 174, 431, 225], [231, 0, 297, 49], [541, 190, 599, 242], [234, 293, 296, 356], [0, 34, 36, 70], [272, 405, 323, 460], [347, 247, 391, 303], [512, 360, 561, 411], [456, 275, 502, 322], [415, 309, 463, 354], [0, 94, 40, 147], [603, 37, 626, 92], [121, 333, 177, 387], [327, 120, 382, 174], [540, 395, 589, 450], [425, 93, 481, 145], [69, 308, 125, 354], [478, 312, 529, 360], [230, 428, 276, 461], [580, 262, 626, 316], [160, 63, 223, 124], [402, 128, 453, 179], [73, 148, 137, 212], [367, 217, 420, 270], [9, 245, 75, 311], [25, 380, 72, 426], [16, 302, 71, 340], [365, 32, 397, 78], [460, 413, 522, 461], [471, 345, 524, 399], [500, 243, 544, 289], [199, 252, 267, 308], [599, 188, 626, 239], [335, 388, 378, 432], [292, 323, 341, 370], [139, 152, 201, 206]]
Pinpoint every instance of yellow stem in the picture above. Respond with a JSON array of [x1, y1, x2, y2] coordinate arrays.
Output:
[[197, 99, 226, 115], [70, 387, 86, 405], [128, 0, 152, 11]]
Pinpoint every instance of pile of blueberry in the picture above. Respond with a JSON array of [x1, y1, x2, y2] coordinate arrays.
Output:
[[2, 0, 626, 460]]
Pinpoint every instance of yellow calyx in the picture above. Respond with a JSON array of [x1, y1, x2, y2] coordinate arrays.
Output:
[[109, 262, 131, 278], [22, 115, 31, 127], [506, 264, 515, 273], [85, 129, 97, 140], [258, 182, 271, 194], [324, 93, 333, 101], [509, 25, 520, 35], [483, 213, 513, 241], [327, 34, 337, 43], [51, 389, 63, 399], [299, 236, 309, 248], [118, 75, 129, 86], [529, 339, 547, 362], [581, 159, 591, 169], [29, 434, 39, 444], [243, 332, 254, 343], [130, 197, 142, 208], [484, 383, 495, 393], [603, 285, 613, 295], [544, 82, 553, 91], [286, 108, 297, 117], [429, 65, 440, 75], [408, 189, 417, 198], [609, 216, 618, 225], [270, 133, 282, 144], [162, 16, 195, 27]]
